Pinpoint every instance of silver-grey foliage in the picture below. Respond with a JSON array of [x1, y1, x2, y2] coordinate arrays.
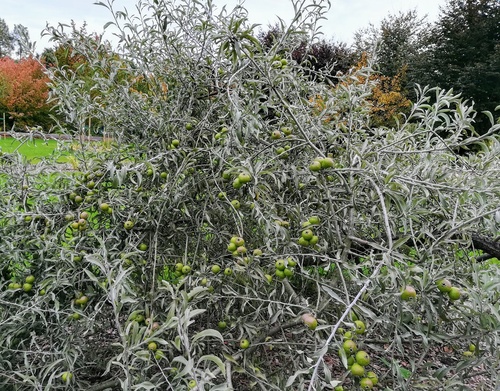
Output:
[[1, 1, 499, 390]]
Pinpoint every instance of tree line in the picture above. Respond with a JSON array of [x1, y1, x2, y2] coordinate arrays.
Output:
[[0, 0, 498, 132]]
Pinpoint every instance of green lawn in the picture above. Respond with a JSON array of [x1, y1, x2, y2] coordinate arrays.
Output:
[[0, 137, 70, 163]]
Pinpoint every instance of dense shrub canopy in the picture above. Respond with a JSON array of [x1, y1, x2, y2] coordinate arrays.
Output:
[[0, 1, 499, 390]]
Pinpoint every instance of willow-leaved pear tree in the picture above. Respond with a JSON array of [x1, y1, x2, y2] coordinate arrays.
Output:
[[0, 1, 499, 390]]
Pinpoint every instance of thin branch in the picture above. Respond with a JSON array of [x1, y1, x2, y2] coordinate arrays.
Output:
[[87, 378, 121, 391], [430, 206, 500, 253], [471, 233, 500, 261], [246, 318, 303, 356], [226, 361, 233, 390], [366, 176, 393, 249], [282, 279, 302, 306], [306, 256, 386, 391]]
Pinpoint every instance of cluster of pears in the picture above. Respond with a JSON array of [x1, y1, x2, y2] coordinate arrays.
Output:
[[222, 169, 252, 190], [274, 257, 296, 279], [298, 216, 320, 247], [336, 318, 379, 390], [227, 236, 247, 257], [69, 292, 90, 320], [214, 126, 229, 143], [210, 236, 255, 278], [271, 55, 289, 70], [174, 262, 192, 277], [309, 156, 335, 172], [68, 211, 91, 232], [436, 278, 461, 301], [462, 343, 476, 358], [7, 275, 35, 292], [166, 138, 180, 150], [74, 292, 89, 307], [275, 144, 291, 159]]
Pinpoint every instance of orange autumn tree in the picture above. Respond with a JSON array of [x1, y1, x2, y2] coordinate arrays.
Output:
[[350, 53, 411, 127], [0, 56, 55, 129], [368, 68, 412, 127], [311, 53, 411, 128]]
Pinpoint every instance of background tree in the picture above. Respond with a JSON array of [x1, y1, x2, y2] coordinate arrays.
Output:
[[0, 57, 54, 128], [354, 10, 428, 79], [12, 24, 31, 58], [353, 2, 500, 131], [292, 39, 356, 80], [311, 53, 412, 128], [259, 25, 357, 82], [412, 0, 500, 131], [350, 11, 428, 126], [0, 18, 13, 57]]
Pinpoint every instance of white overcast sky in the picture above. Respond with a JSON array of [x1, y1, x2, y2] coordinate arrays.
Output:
[[2, 0, 448, 52]]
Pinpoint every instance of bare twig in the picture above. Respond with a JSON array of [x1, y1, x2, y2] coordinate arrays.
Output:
[[306, 256, 386, 391], [87, 378, 121, 391], [226, 361, 233, 390]]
